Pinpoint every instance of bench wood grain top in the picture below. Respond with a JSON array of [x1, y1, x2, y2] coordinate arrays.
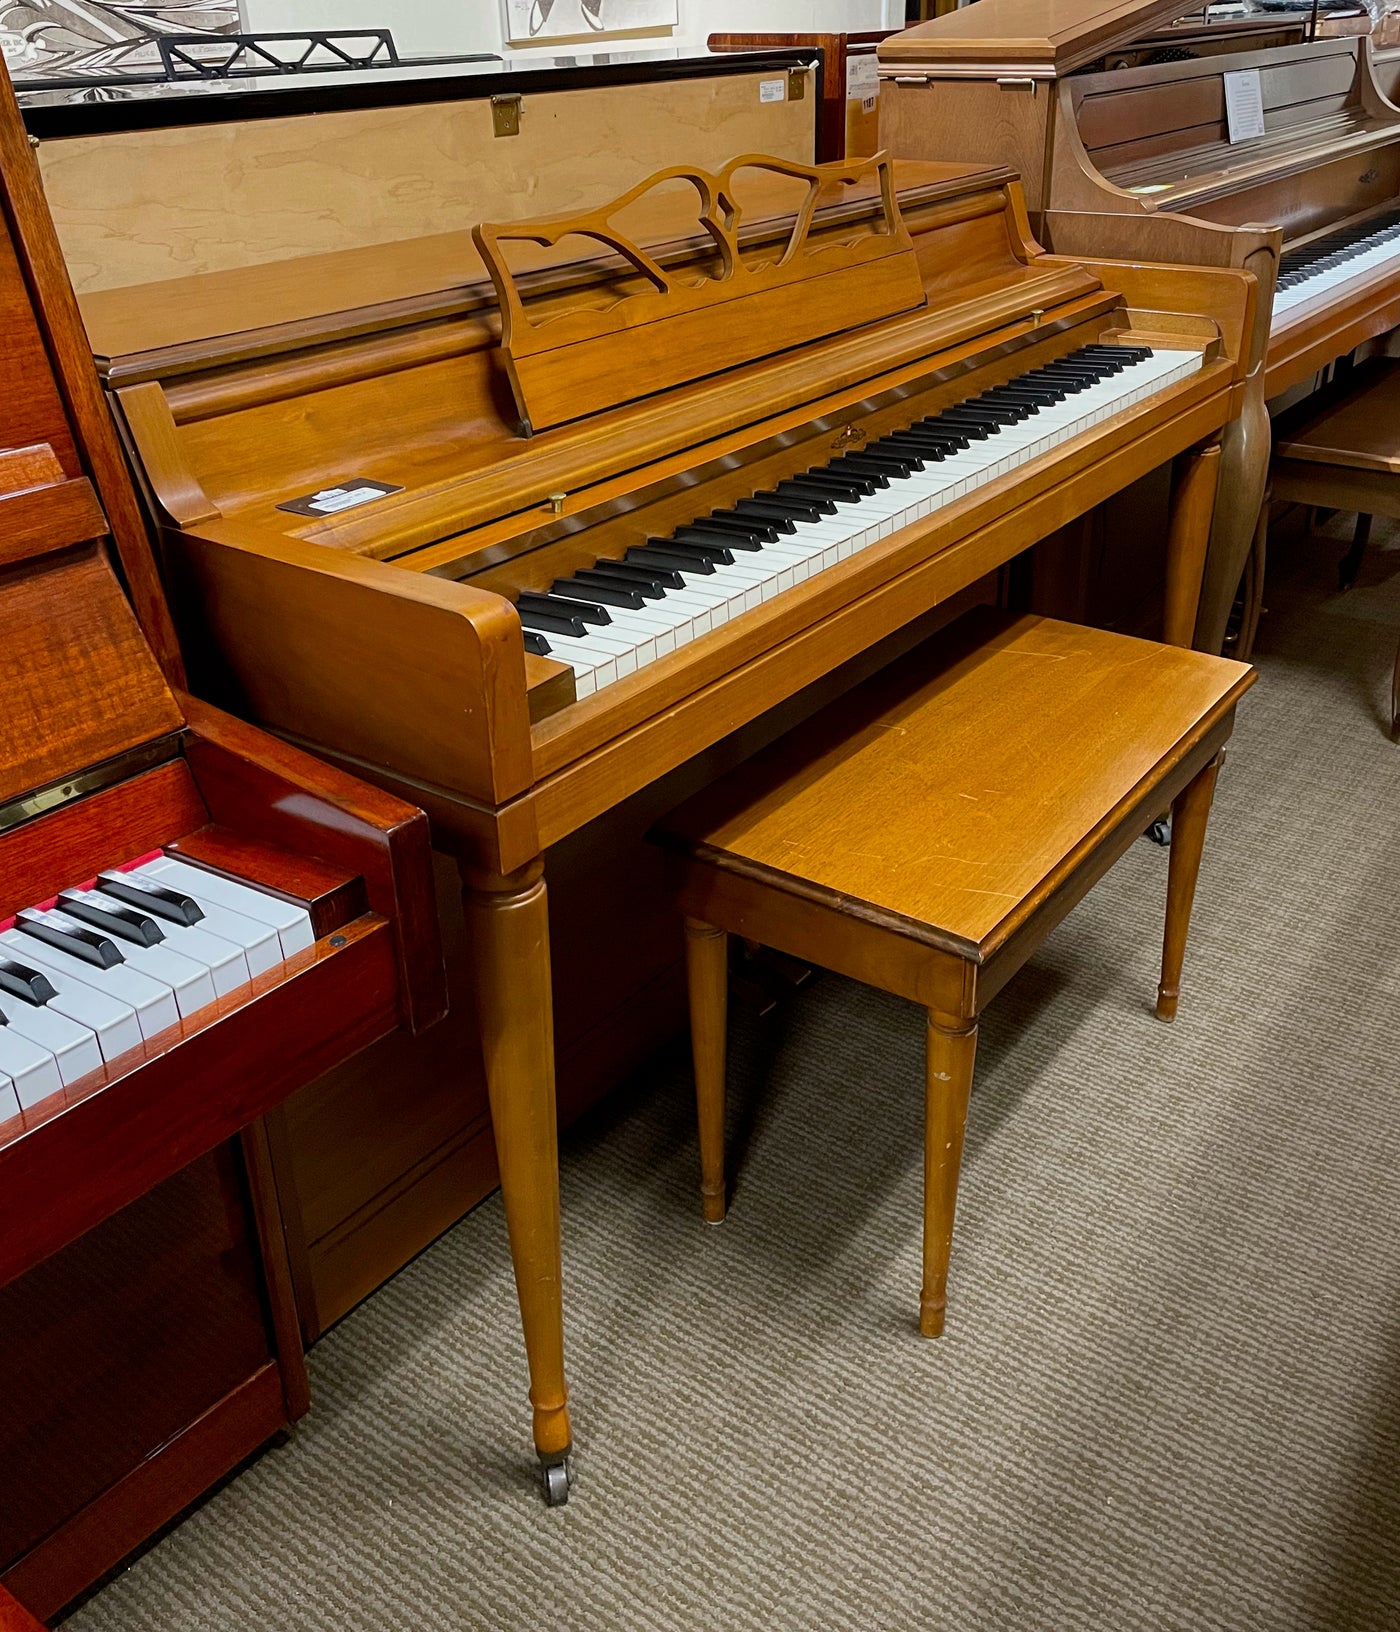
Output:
[[658, 611, 1253, 956]]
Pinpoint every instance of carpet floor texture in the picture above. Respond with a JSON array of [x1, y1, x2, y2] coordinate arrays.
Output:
[[66, 517, 1400, 1631]]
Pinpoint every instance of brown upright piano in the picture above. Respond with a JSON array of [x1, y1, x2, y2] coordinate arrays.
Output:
[[0, 65, 444, 1619], [880, 1, 1400, 651], [38, 96, 1260, 1498]]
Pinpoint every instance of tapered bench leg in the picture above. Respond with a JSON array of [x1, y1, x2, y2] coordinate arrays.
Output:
[[685, 917, 729, 1224], [922, 1009, 977, 1338], [1156, 753, 1224, 1022]]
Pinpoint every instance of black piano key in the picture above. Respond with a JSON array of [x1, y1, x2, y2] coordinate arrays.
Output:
[[519, 590, 611, 627], [674, 524, 758, 553], [518, 606, 591, 637], [927, 414, 994, 440], [657, 535, 735, 564], [825, 456, 890, 487], [837, 451, 916, 477], [552, 576, 645, 609], [0, 958, 58, 1006], [628, 545, 716, 576], [523, 630, 553, 656], [588, 560, 679, 593], [717, 503, 797, 534], [884, 430, 957, 459], [56, 891, 165, 946], [739, 493, 825, 525], [907, 422, 973, 448], [772, 480, 840, 512], [17, 909, 124, 969], [798, 467, 879, 496], [96, 870, 205, 925], [867, 439, 929, 468], [702, 513, 784, 543]]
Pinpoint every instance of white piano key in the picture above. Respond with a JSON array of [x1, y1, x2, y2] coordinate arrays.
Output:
[[0, 990, 103, 1087], [48, 911, 217, 1021], [0, 1074, 18, 1125], [0, 1025, 63, 1110], [0, 928, 178, 1041], [0, 937, 142, 1061], [61, 886, 252, 998], [139, 857, 315, 958]]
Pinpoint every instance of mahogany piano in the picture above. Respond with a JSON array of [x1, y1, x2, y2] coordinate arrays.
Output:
[[880, 0, 1400, 650], [35, 104, 1261, 1500], [0, 63, 444, 1620]]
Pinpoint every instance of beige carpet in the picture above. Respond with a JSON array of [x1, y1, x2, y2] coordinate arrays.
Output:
[[67, 514, 1400, 1632]]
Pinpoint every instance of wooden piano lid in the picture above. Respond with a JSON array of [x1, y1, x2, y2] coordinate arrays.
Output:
[[0, 440, 184, 820], [878, 0, 1190, 77]]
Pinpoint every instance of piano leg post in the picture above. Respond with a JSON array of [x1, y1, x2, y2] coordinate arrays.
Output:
[[1192, 367, 1271, 654], [922, 1006, 977, 1340], [684, 917, 730, 1225], [460, 856, 573, 1503], [1163, 435, 1223, 649], [1156, 752, 1223, 1024]]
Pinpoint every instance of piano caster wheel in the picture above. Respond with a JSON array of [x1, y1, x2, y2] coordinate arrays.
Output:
[[541, 1454, 571, 1507], [1146, 815, 1172, 848]]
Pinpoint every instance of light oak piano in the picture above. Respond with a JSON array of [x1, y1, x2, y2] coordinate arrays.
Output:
[[0, 69, 444, 1617], [880, 0, 1400, 651], [49, 124, 1258, 1497]]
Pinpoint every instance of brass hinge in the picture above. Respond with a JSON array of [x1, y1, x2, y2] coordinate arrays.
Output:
[[492, 94, 522, 137], [788, 67, 807, 101]]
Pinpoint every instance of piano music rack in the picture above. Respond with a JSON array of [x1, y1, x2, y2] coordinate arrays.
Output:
[[473, 152, 926, 434]]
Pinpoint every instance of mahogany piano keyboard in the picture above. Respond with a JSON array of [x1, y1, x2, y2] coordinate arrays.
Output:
[[0, 60, 444, 1619]]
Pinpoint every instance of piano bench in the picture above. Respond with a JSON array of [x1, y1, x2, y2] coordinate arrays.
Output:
[[1271, 357, 1400, 737], [654, 609, 1253, 1338]]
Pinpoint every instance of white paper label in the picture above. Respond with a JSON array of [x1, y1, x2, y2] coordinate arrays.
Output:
[[1223, 68, 1266, 143], [305, 485, 389, 514], [846, 55, 879, 102], [759, 77, 785, 103]]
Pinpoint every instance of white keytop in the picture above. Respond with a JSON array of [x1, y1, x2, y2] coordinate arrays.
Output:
[[0, 946, 142, 1062], [63, 886, 252, 998], [40, 910, 217, 1020], [0, 991, 103, 1087], [0, 1024, 63, 1110], [0, 928, 179, 1041], [1272, 226, 1400, 324], [0, 1073, 19, 1125], [546, 346, 1202, 699], [138, 857, 315, 959]]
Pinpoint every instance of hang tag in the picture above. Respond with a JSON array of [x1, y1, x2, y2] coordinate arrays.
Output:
[[1223, 68, 1266, 143], [846, 55, 879, 103]]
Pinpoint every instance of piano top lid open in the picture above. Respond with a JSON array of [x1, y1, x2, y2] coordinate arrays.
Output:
[[877, 0, 1202, 78]]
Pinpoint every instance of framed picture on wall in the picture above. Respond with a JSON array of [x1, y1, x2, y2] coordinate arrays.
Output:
[[503, 0, 679, 44]]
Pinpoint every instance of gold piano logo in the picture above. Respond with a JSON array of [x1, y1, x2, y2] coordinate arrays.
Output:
[[831, 423, 867, 451]]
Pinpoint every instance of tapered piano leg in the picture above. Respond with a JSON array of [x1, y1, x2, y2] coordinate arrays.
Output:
[[460, 856, 573, 1504], [1163, 435, 1223, 649], [1192, 367, 1271, 655]]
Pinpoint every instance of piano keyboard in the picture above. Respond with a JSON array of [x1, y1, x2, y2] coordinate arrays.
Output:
[[0, 852, 315, 1122], [1272, 209, 1400, 323], [515, 344, 1201, 699]]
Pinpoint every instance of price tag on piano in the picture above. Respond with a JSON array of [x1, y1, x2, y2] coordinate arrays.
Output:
[[846, 55, 879, 112], [1223, 68, 1267, 144], [277, 478, 403, 517]]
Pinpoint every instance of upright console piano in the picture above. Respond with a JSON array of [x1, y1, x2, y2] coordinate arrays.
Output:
[[31, 91, 1259, 1498], [880, 0, 1400, 650], [0, 68, 444, 1617]]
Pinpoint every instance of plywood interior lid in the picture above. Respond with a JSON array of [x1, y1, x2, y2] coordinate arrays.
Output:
[[878, 0, 1190, 76], [78, 158, 1000, 367]]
